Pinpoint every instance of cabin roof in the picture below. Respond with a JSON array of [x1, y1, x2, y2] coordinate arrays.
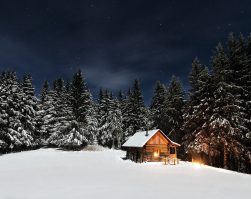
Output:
[[122, 129, 180, 148]]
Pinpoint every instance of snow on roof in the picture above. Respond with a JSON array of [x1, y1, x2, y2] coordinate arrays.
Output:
[[122, 129, 180, 148]]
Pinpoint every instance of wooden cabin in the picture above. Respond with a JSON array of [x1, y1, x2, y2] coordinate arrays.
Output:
[[122, 129, 180, 163]]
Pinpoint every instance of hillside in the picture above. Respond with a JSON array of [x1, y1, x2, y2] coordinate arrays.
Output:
[[0, 149, 250, 199]]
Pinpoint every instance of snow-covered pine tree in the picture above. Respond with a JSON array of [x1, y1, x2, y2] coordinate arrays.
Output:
[[182, 63, 214, 163], [182, 58, 205, 144], [41, 80, 49, 103], [162, 76, 184, 142], [46, 78, 89, 149], [70, 70, 91, 124], [225, 34, 251, 170], [246, 33, 251, 146], [97, 89, 113, 146], [189, 57, 204, 95], [150, 81, 167, 130], [125, 80, 148, 135], [22, 74, 35, 97], [183, 34, 251, 173], [49, 120, 88, 150], [245, 33, 251, 172], [36, 80, 58, 145], [97, 89, 124, 148], [107, 98, 123, 148], [82, 93, 98, 145], [70, 71, 96, 145], [121, 89, 134, 141], [117, 90, 131, 142], [204, 41, 247, 170], [188, 67, 214, 163], [182, 58, 205, 145], [228, 34, 251, 146], [0, 72, 9, 151], [21, 74, 38, 145], [0, 72, 34, 151]]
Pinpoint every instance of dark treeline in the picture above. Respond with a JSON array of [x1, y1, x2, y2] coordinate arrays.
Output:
[[0, 33, 250, 173]]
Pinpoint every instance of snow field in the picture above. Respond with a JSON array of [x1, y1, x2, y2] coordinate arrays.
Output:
[[0, 148, 250, 199]]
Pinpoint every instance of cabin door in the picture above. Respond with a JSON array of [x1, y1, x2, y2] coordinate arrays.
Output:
[[153, 148, 160, 161]]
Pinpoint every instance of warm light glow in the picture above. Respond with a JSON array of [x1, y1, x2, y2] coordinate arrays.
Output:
[[153, 151, 159, 157], [192, 162, 203, 169]]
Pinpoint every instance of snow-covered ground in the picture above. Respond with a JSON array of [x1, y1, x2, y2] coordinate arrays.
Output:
[[0, 148, 250, 199]]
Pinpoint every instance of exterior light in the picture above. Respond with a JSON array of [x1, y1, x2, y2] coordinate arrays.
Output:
[[192, 162, 203, 169]]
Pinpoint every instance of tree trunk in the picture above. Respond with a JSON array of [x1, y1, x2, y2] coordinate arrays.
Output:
[[117, 137, 121, 149], [223, 144, 228, 169]]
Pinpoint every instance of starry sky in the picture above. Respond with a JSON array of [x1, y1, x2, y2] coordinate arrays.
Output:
[[0, 0, 250, 104]]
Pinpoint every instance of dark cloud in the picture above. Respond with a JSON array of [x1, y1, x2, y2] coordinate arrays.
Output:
[[0, 0, 251, 104]]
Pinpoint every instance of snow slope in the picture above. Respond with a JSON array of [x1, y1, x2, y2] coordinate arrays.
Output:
[[0, 149, 250, 199]]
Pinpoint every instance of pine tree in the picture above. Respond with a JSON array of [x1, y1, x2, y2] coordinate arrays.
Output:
[[37, 80, 58, 145], [117, 90, 129, 143], [195, 41, 246, 170], [182, 58, 206, 144], [45, 78, 90, 149], [121, 89, 134, 140], [162, 76, 184, 142], [182, 65, 214, 163], [70, 70, 91, 124], [108, 98, 123, 148], [225, 34, 251, 170], [21, 74, 38, 144], [22, 74, 35, 96], [98, 89, 113, 146], [48, 120, 88, 150], [189, 57, 204, 94], [41, 80, 49, 103], [0, 72, 34, 151], [245, 34, 251, 146], [125, 80, 148, 136], [83, 95, 99, 145], [150, 81, 167, 129], [0, 72, 9, 151], [183, 36, 251, 172], [182, 58, 206, 141]]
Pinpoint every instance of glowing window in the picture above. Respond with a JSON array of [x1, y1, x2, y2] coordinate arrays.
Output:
[[153, 149, 160, 157]]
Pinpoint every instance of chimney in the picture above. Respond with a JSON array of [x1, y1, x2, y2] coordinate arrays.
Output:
[[145, 129, 149, 136]]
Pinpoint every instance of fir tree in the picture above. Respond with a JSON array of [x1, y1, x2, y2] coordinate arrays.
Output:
[[125, 80, 148, 136], [48, 121, 88, 150], [108, 98, 123, 148], [0, 72, 34, 150], [22, 74, 35, 97], [21, 74, 38, 143], [182, 68, 213, 163], [162, 76, 184, 142], [98, 89, 113, 146], [46, 78, 90, 149], [37, 80, 58, 144], [189, 57, 204, 94], [150, 81, 167, 129], [70, 70, 91, 124], [41, 80, 49, 103], [83, 95, 99, 145]]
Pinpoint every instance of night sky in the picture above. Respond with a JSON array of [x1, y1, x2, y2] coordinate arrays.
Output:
[[0, 0, 250, 104]]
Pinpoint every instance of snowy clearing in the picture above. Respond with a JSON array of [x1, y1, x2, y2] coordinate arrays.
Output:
[[0, 149, 250, 199]]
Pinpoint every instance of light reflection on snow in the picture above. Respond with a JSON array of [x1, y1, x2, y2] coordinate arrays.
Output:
[[192, 162, 202, 169]]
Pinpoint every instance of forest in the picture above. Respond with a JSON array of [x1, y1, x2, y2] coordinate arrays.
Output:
[[0, 33, 250, 173]]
